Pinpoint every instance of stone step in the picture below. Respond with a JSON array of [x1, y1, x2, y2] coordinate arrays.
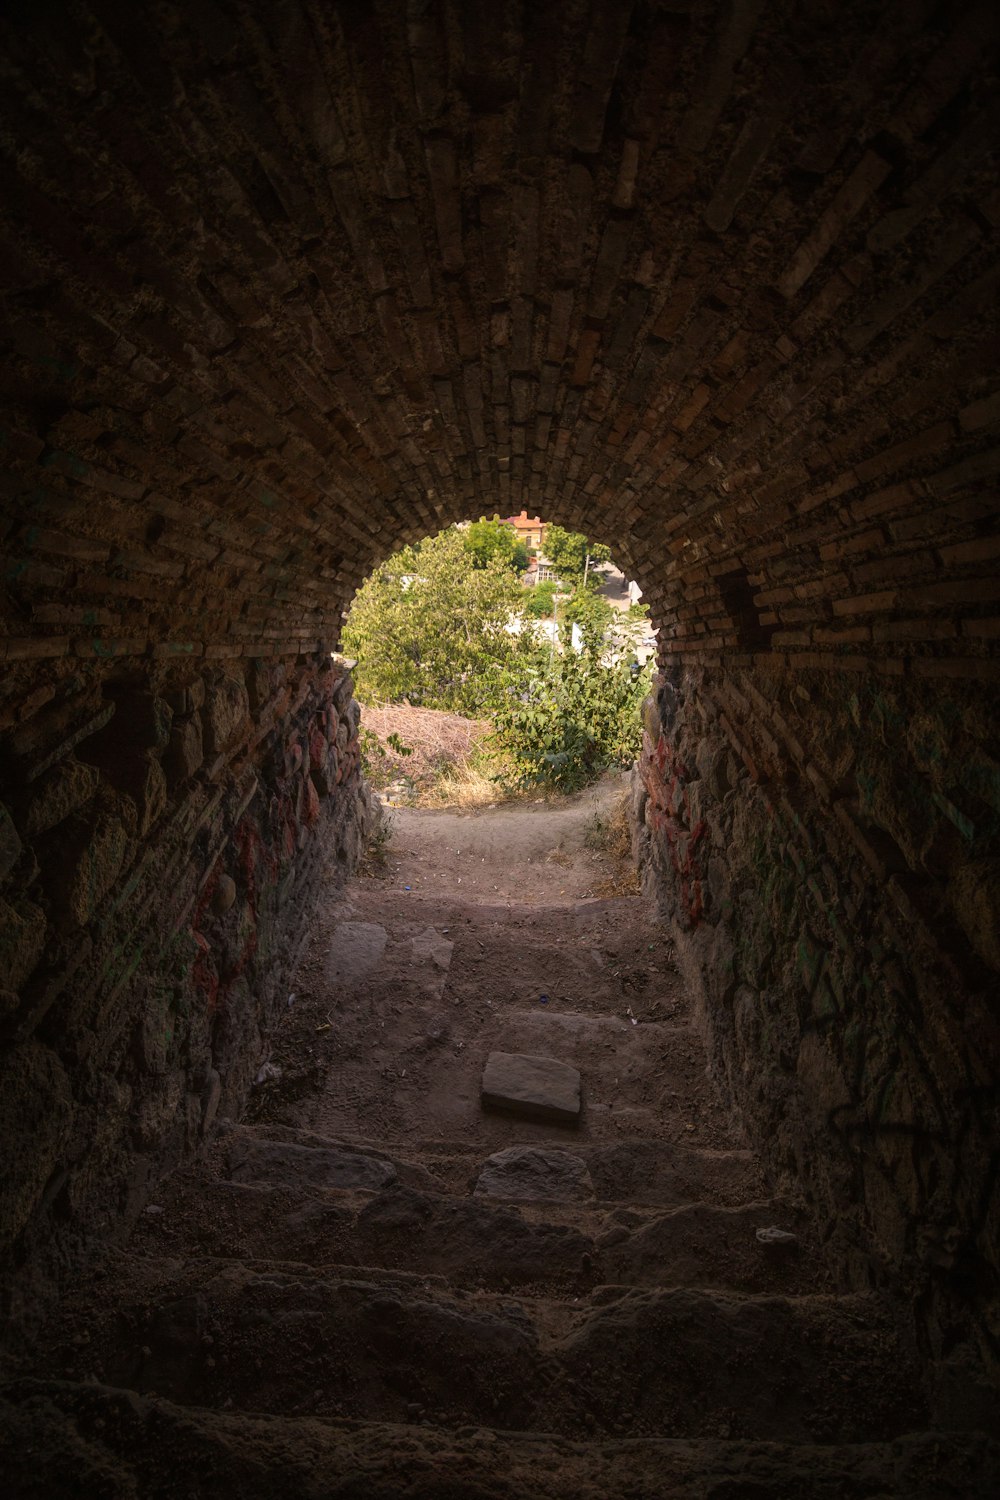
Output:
[[134, 1167, 823, 1300], [322, 893, 684, 1025], [6, 1379, 996, 1500], [37, 1257, 925, 1444], [225, 1122, 767, 1209], [296, 984, 708, 1150]]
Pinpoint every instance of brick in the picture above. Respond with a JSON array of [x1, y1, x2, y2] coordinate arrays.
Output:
[[72, 638, 147, 657], [848, 482, 922, 523], [652, 281, 698, 339], [962, 616, 1000, 638], [938, 534, 1000, 567], [854, 423, 954, 484], [423, 138, 463, 273], [959, 391, 1000, 433], [3, 636, 71, 660], [911, 657, 1000, 681], [832, 591, 897, 617], [705, 105, 787, 234], [779, 151, 893, 299], [819, 528, 885, 563], [844, 216, 982, 353], [896, 578, 1000, 609], [813, 625, 870, 645], [853, 549, 935, 585], [872, 618, 957, 643]]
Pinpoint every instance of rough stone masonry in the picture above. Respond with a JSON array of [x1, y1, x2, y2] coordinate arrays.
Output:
[[0, 0, 997, 1400]]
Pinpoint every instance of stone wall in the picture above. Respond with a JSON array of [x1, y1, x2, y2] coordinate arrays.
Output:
[[0, 650, 371, 1331], [634, 661, 999, 1404]]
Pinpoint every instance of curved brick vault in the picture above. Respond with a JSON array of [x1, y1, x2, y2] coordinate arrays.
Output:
[[1, 0, 999, 1403]]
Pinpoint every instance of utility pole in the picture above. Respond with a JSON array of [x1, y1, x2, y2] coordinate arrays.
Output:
[[583, 551, 590, 589]]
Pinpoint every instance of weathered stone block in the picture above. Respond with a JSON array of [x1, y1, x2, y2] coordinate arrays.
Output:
[[0, 895, 47, 991], [474, 1145, 593, 1201], [133, 1069, 186, 1150], [949, 859, 1000, 972], [312, 750, 338, 798], [309, 723, 327, 770], [201, 1068, 222, 1136], [11, 700, 116, 785], [48, 810, 129, 927], [19, 757, 99, 838], [136, 987, 173, 1076], [164, 677, 205, 716], [696, 740, 732, 801], [121, 751, 167, 837], [212, 873, 237, 915], [481, 1051, 582, 1123], [246, 660, 270, 712], [204, 674, 250, 757], [302, 773, 320, 825], [332, 671, 355, 712], [0, 800, 22, 879], [123, 691, 173, 750], [229, 1136, 399, 1191], [165, 713, 204, 784], [0, 1041, 72, 1249]]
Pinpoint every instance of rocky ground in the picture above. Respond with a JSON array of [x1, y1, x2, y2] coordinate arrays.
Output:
[[2, 777, 997, 1497]]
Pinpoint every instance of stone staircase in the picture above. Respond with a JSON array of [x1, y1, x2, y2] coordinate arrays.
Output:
[[3, 803, 997, 1497]]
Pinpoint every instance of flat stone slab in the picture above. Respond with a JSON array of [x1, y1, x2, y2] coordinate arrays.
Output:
[[324, 921, 387, 986], [481, 1051, 581, 1124], [474, 1145, 594, 1203], [410, 926, 454, 999], [227, 1138, 397, 1192]]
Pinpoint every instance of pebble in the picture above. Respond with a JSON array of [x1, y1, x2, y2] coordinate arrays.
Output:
[[756, 1226, 798, 1246]]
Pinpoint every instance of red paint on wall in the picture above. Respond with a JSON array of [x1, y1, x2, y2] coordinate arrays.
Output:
[[641, 738, 705, 928]]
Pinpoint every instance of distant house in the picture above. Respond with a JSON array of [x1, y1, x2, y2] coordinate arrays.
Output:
[[524, 556, 556, 584], [504, 509, 546, 551]]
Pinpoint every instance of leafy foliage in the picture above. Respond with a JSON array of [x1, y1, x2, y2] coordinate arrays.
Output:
[[465, 517, 529, 573], [358, 726, 414, 788], [521, 578, 558, 618], [342, 528, 530, 714], [490, 646, 651, 792], [542, 524, 611, 585], [345, 523, 651, 796], [560, 586, 615, 649]]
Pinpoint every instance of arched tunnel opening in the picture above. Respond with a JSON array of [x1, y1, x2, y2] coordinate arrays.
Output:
[[1, 1, 999, 1491]]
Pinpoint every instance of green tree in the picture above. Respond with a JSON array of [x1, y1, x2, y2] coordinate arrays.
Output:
[[521, 578, 558, 619], [464, 517, 529, 573], [542, 525, 611, 586], [490, 645, 651, 792], [342, 528, 529, 715], [561, 586, 614, 650]]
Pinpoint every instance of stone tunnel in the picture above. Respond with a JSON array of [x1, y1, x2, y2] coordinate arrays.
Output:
[[0, 0, 999, 1483]]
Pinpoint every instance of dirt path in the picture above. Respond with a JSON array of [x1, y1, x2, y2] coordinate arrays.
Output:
[[7, 776, 985, 1497], [251, 775, 748, 1156]]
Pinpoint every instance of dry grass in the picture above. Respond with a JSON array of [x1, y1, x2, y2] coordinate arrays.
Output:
[[585, 790, 641, 896], [358, 804, 395, 877], [363, 703, 489, 771], [418, 756, 512, 808], [360, 702, 516, 808]]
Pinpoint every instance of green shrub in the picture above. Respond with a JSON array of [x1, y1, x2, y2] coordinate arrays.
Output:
[[490, 647, 651, 792]]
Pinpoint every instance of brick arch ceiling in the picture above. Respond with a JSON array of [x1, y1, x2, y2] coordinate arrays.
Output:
[[1, 0, 999, 688]]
